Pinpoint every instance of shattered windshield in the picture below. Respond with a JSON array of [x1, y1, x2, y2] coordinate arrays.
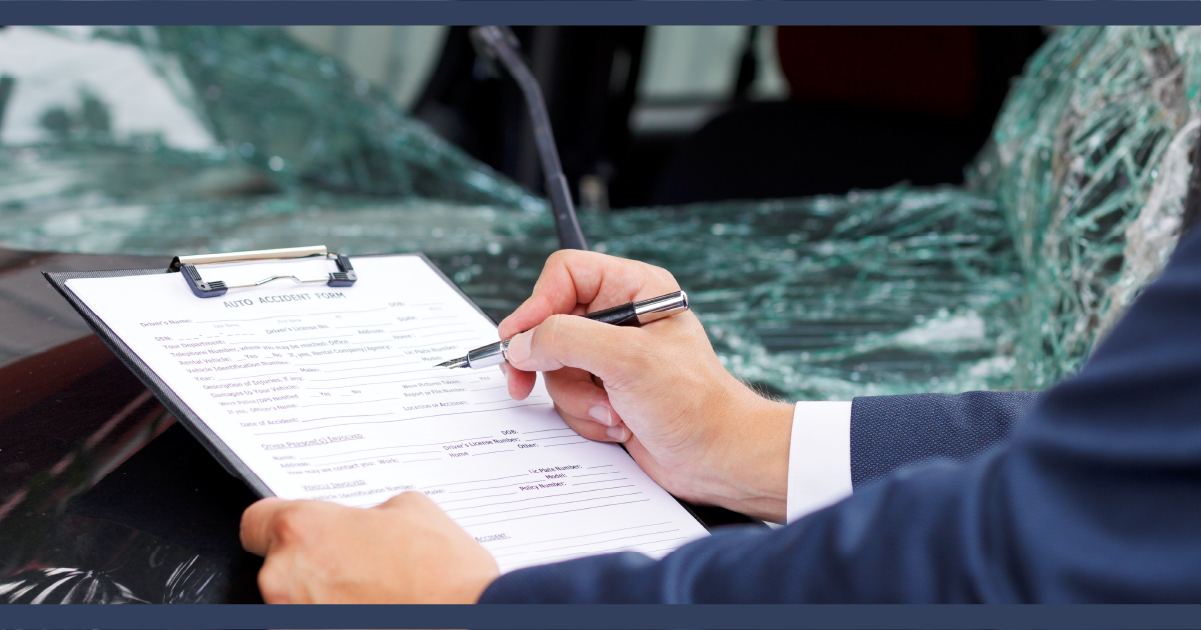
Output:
[[0, 25, 1195, 402]]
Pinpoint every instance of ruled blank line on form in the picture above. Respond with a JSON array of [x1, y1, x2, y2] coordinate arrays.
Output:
[[192, 308, 387, 324], [459, 498, 651, 528], [300, 398, 397, 408], [452, 492, 643, 520], [483, 522, 672, 552], [324, 450, 443, 466], [252, 403, 553, 435], [302, 436, 493, 460], [216, 372, 297, 381], [493, 529, 682, 559], [420, 473, 535, 490], [443, 485, 637, 513]]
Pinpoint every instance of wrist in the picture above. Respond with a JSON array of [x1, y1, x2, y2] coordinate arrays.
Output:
[[693, 388, 793, 522]]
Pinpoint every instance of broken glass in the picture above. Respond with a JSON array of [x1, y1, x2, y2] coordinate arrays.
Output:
[[0, 26, 542, 211], [0, 25, 1196, 401], [970, 25, 1201, 388]]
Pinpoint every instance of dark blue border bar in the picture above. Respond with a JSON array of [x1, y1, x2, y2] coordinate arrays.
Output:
[[0, 604, 1199, 629], [3, 1, 1201, 26]]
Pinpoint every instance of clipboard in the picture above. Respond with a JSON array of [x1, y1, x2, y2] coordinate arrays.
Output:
[[43, 246, 497, 498]]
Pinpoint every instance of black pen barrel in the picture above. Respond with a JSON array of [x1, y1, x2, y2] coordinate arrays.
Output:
[[585, 303, 641, 327]]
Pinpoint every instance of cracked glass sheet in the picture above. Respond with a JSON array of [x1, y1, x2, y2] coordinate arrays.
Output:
[[969, 26, 1201, 388], [0, 26, 542, 211], [579, 190, 1022, 399], [0, 26, 1198, 401]]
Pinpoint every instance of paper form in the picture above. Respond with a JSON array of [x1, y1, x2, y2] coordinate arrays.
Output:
[[65, 255, 707, 572]]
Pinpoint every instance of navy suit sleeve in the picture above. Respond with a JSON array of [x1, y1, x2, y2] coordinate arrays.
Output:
[[479, 225, 1201, 604], [850, 391, 1041, 488]]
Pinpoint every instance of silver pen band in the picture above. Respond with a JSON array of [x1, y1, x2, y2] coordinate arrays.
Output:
[[633, 290, 689, 324], [466, 338, 511, 369]]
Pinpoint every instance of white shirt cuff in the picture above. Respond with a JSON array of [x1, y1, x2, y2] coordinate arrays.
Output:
[[786, 401, 853, 523]]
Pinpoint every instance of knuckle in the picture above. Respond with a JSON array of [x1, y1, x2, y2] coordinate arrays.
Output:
[[538, 314, 570, 348], [270, 506, 307, 546], [394, 490, 424, 507], [545, 249, 578, 269], [659, 268, 680, 287], [559, 408, 608, 438], [257, 559, 290, 603], [497, 314, 518, 335], [549, 248, 609, 270], [385, 490, 434, 516], [648, 265, 679, 289]]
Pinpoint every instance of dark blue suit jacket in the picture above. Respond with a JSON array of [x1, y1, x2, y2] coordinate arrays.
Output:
[[479, 223, 1201, 603]]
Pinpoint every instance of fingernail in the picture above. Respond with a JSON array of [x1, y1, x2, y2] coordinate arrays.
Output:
[[506, 332, 532, 364], [605, 425, 629, 442], [499, 363, 508, 377], [589, 405, 614, 426]]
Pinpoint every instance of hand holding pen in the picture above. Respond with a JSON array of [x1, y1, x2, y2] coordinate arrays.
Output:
[[437, 291, 690, 370], [476, 250, 795, 523]]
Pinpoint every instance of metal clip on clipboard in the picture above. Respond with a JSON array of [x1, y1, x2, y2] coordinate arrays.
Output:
[[167, 245, 357, 298]]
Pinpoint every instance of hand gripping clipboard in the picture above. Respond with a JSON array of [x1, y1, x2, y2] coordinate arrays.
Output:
[[43, 246, 496, 498]]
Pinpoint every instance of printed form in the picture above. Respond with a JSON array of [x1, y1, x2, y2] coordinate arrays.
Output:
[[66, 255, 707, 572]]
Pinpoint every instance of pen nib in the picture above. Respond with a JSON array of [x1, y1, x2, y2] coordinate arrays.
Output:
[[436, 356, 469, 369]]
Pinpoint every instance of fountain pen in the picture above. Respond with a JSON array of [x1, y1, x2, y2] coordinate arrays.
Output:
[[436, 290, 690, 370]]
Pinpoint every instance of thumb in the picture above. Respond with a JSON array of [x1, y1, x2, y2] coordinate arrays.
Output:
[[504, 314, 644, 385], [240, 497, 289, 556]]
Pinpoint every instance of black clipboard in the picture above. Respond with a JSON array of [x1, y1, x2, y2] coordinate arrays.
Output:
[[43, 247, 494, 499]]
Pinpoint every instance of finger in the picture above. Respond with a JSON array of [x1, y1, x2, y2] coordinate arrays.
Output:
[[257, 555, 296, 604], [620, 433, 671, 482], [506, 365, 537, 400], [241, 497, 290, 556], [504, 315, 647, 387], [604, 422, 630, 443], [502, 302, 582, 401], [376, 491, 466, 534], [498, 251, 679, 338], [557, 407, 626, 443], [543, 368, 619, 427]]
